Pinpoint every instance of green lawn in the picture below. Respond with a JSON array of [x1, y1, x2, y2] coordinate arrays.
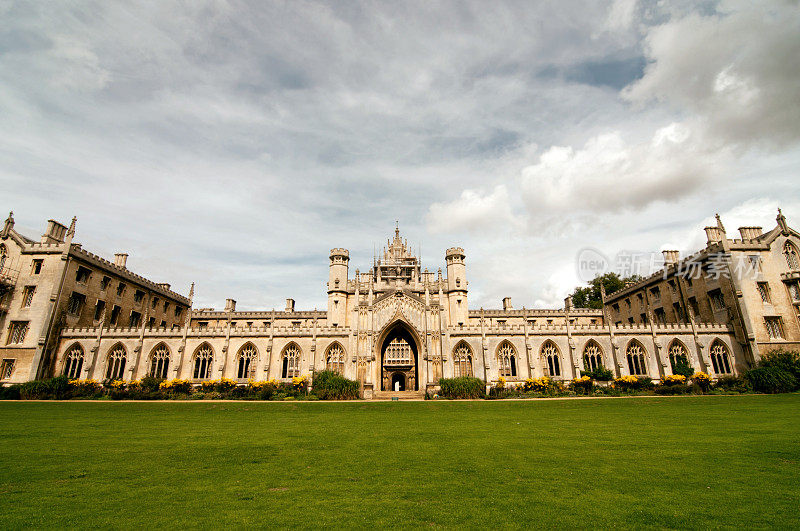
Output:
[[0, 396, 798, 529]]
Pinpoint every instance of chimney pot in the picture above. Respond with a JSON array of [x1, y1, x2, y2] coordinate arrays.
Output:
[[662, 250, 680, 265], [502, 297, 512, 310], [704, 226, 723, 245], [114, 253, 128, 268], [285, 298, 295, 312], [225, 298, 236, 312], [738, 226, 763, 240]]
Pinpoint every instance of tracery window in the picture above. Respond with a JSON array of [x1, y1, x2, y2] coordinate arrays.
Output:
[[105, 345, 127, 380], [0, 244, 6, 272], [383, 337, 413, 365], [193, 344, 214, 380], [784, 241, 800, 270], [710, 340, 732, 374], [236, 343, 257, 380], [453, 342, 473, 378], [583, 341, 603, 372], [325, 343, 345, 375], [668, 341, 689, 372], [281, 344, 301, 378], [149, 344, 170, 379], [626, 341, 647, 376], [542, 341, 561, 377], [497, 341, 517, 378], [64, 344, 84, 379]]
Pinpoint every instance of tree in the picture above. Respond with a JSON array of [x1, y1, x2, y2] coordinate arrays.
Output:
[[570, 272, 643, 309]]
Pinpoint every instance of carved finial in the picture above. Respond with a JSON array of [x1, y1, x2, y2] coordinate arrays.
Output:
[[188, 282, 195, 301], [67, 216, 77, 236], [1, 211, 13, 237], [777, 207, 789, 233], [715, 213, 725, 232]]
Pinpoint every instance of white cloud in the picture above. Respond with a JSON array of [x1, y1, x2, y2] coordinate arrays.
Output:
[[426, 185, 517, 234], [519, 122, 722, 215], [623, 1, 800, 149]]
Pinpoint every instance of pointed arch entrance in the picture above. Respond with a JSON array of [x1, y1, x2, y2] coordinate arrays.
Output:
[[377, 321, 420, 391]]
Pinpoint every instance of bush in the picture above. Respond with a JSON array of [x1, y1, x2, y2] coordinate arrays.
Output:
[[713, 375, 750, 393], [311, 371, 360, 400], [671, 359, 695, 378], [0, 384, 21, 400], [571, 376, 593, 395], [612, 375, 653, 392], [438, 377, 485, 399], [758, 350, 800, 387], [160, 379, 193, 395], [69, 379, 103, 398], [746, 366, 797, 394], [692, 372, 712, 392], [523, 376, 564, 396], [16, 376, 73, 400], [580, 366, 614, 381]]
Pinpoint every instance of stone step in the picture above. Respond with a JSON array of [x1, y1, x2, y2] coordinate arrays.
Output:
[[372, 390, 426, 400]]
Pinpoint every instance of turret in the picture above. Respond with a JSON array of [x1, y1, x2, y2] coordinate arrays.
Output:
[[445, 247, 468, 325], [327, 248, 349, 327]]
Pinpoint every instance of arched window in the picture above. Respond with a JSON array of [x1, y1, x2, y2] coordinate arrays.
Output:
[[105, 344, 127, 380], [325, 343, 345, 375], [668, 341, 689, 372], [710, 340, 732, 374], [281, 343, 301, 378], [0, 244, 6, 272], [497, 341, 517, 378], [583, 341, 603, 371], [149, 344, 170, 379], [236, 343, 257, 380], [453, 342, 473, 377], [193, 343, 214, 380], [542, 341, 561, 377], [626, 341, 647, 376], [63, 344, 84, 379], [784, 241, 800, 270]]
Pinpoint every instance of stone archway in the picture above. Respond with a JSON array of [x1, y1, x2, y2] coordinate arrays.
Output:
[[378, 322, 419, 391]]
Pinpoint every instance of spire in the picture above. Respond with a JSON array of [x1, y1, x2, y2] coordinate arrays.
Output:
[[188, 282, 195, 303], [395, 220, 400, 240], [715, 213, 726, 233], [67, 216, 77, 236]]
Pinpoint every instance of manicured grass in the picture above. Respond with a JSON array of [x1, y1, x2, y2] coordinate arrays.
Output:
[[0, 396, 798, 529]]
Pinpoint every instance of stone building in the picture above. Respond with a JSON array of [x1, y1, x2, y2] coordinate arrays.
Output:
[[3, 210, 799, 398]]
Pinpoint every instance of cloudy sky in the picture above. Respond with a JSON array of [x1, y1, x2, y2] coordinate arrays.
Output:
[[2, 0, 799, 311]]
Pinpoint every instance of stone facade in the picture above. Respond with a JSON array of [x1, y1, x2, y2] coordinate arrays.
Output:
[[3, 210, 799, 396]]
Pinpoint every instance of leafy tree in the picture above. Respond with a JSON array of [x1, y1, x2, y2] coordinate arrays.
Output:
[[570, 273, 643, 309]]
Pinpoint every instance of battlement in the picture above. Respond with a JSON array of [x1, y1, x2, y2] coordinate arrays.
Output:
[[330, 248, 349, 258], [445, 247, 465, 257]]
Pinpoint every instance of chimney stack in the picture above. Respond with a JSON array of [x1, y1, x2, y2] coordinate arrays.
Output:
[[662, 250, 680, 265], [225, 298, 236, 312], [704, 227, 723, 245], [502, 297, 512, 310], [114, 253, 128, 268], [285, 298, 295, 312], [738, 226, 763, 240], [564, 296, 572, 311], [41, 219, 67, 244]]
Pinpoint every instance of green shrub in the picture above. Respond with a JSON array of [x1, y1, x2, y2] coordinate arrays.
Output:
[[17, 377, 73, 400], [0, 384, 21, 400], [438, 377, 486, 399], [671, 359, 695, 378], [758, 350, 800, 386], [580, 366, 614, 381], [746, 367, 797, 394], [713, 375, 751, 393], [311, 370, 360, 400]]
